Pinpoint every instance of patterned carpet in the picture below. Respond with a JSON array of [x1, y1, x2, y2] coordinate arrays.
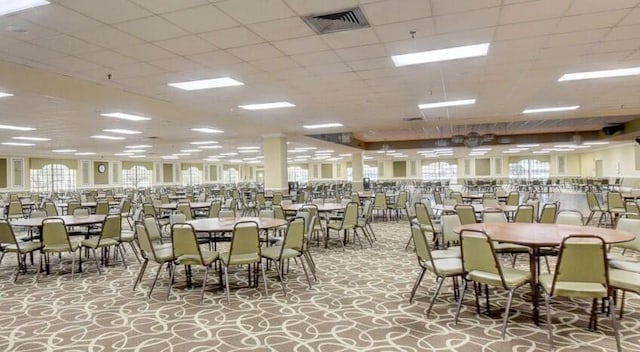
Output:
[[1, 220, 638, 351]]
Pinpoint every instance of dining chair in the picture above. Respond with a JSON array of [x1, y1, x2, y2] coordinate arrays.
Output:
[[433, 191, 443, 206], [261, 217, 312, 296], [555, 210, 584, 225], [80, 214, 126, 275], [454, 204, 476, 225], [119, 199, 133, 229], [539, 235, 621, 352], [372, 193, 388, 221], [220, 221, 268, 304], [327, 202, 360, 250], [506, 192, 519, 206], [408, 203, 442, 250], [409, 224, 463, 316], [455, 229, 532, 339], [513, 204, 535, 223], [586, 191, 607, 226], [538, 202, 559, 224], [355, 199, 374, 246], [301, 204, 324, 246], [7, 200, 24, 220], [450, 192, 464, 204], [624, 201, 640, 219], [608, 217, 640, 264], [95, 201, 109, 215], [44, 201, 58, 216], [132, 222, 175, 298], [176, 202, 193, 221], [207, 201, 221, 218], [0, 220, 42, 283], [167, 223, 219, 304], [387, 190, 407, 221], [607, 192, 626, 226], [36, 218, 81, 281], [435, 215, 462, 259]]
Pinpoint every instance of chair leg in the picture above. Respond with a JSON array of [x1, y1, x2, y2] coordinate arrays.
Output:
[[426, 276, 446, 317], [166, 263, 176, 301], [260, 262, 269, 297], [149, 262, 165, 298], [299, 255, 312, 289], [454, 279, 468, 324], [223, 266, 231, 304], [133, 259, 148, 291], [545, 293, 554, 351], [129, 242, 141, 264], [608, 296, 622, 352], [409, 268, 427, 304], [200, 266, 209, 305], [118, 246, 127, 269], [13, 253, 22, 283], [273, 260, 287, 297], [405, 234, 413, 250], [91, 249, 101, 276], [501, 288, 516, 340], [35, 252, 43, 283]]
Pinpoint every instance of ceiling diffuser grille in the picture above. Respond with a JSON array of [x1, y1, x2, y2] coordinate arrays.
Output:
[[302, 7, 369, 34]]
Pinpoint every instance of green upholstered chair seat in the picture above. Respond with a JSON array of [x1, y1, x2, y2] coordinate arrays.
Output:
[[176, 251, 218, 266], [609, 269, 640, 293], [261, 246, 299, 260], [44, 241, 80, 253], [81, 238, 118, 249], [469, 266, 530, 288], [609, 207, 626, 213], [327, 222, 355, 231], [539, 274, 607, 298], [119, 231, 135, 241], [5, 241, 42, 253], [609, 260, 640, 273], [419, 223, 441, 234], [493, 242, 529, 253], [220, 252, 260, 265], [426, 257, 463, 276], [431, 247, 460, 259], [607, 252, 637, 262], [149, 246, 174, 263]]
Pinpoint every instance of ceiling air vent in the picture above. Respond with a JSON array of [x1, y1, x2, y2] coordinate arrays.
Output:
[[302, 7, 369, 34]]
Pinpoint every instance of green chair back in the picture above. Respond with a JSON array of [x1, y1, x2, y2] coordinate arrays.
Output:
[[433, 191, 443, 205], [396, 191, 407, 208], [411, 223, 432, 263], [342, 202, 359, 229], [42, 219, 72, 249], [8, 201, 23, 217], [613, 217, 640, 252], [555, 210, 583, 225], [272, 192, 283, 205], [441, 214, 461, 245], [283, 217, 305, 251], [171, 223, 204, 265], [483, 210, 507, 223], [624, 201, 640, 219], [373, 193, 387, 208], [351, 193, 360, 204], [208, 201, 221, 218], [538, 203, 558, 224], [101, 214, 122, 240], [143, 215, 162, 242], [301, 205, 321, 230], [586, 191, 601, 211], [142, 203, 157, 217], [506, 192, 519, 206], [451, 192, 463, 204], [0, 220, 17, 245], [136, 222, 153, 254], [95, 201, 109, 215], [608, 192, 625, 210], [550, 235, 608, 295], [272, 204, 285, 220], [414, 202, 433, 227], [44, 202, 58, 216], [455, 204, 476, 225], [514, 204, 535, 223], [176, 203, 193, 220], [460, 229, 505, 286], [228, 221, 260, 259], [120, 200, 132, 214]]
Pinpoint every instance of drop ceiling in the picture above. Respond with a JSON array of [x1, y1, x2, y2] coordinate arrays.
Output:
[[0, 0, 639, 162]]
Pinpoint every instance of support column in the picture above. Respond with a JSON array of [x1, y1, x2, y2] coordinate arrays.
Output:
[[262, 134, 288, 192], [352, 152, 364, 192]]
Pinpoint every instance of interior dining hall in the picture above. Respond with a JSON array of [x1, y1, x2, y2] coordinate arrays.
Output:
[[2, 1, 640, 351]]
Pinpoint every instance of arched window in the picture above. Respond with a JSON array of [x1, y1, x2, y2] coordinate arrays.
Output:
[[30, 164, 76, 192], [122, 165, 151, 188], [182, 167, 202, 186], [287, 166, 309, 184], [223, 168, 238, 184], [422, 162, 457, 182], [346, 165, 379, 181], [509, 159, 549, 180]]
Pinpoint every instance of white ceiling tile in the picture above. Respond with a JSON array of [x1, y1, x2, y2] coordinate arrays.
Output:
[[81, 50, 138, 68], [321, 28, 380, 49], [291, 50, 343, 66], [272, 36, 329, 55], [347, 57, 392, 71], [130, 0, 209, 14], [45, 55, 102, 73], [3, 41, 67, 62], [113, 43, 176, 62], [0, 17, 60, 42], [30, 34, 102, 55], [162, 5, 238, 33], [306, 62, 352, 75], [374, 17, 435, 42], [544, 29, 609, 47], [115, 16, 189, 42], [250, 56, 300, 71], [17, 3, 103, 34], [248, 17, 315, 41], [215, 0, 295, 24], [435, 7, 500, 34], [499, 0, 572, 25], [620, 8, 640, 25], [283, 0, 358, 15], [603, 24, 640, 41], [431, 0, 501, 16], [199, 27, 264, 49], [556, 10, 629, 33], [335, 44, 387, 61], [495, 19, 558, 41], [149, 57, 205, 72], [567, 0, 640, 15], [154, 36, 217, 55], [58, 0, 152, 24], [385, 28, 494, 55], [361, 0, 431, 25], [71, 26, 144, 49], [113, 61, 168, 76], [227, 43, 283, 61], [187, 50, 243, 68]]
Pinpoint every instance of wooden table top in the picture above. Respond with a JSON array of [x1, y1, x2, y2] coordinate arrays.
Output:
[[454, 222, 634, 247], [159, 202, 212, 210], [11, 214, 106, 227], [186, 217, 287, 232], [58, 201, 119, 208], [281, 202, 345, 212], [433, 204, 518, 213]]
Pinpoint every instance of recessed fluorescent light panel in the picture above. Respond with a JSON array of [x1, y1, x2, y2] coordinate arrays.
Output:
[[91, 135, 125, 140], [101, 112, 151, 121], [237, 146, 260, 150], [114, 153, 133, 156], [190, 141, 218, 145], [522, 106, 579, 114], [0, 124, 35, 131], [12, 136, 50, 141], [192, 128, 223, 134], [52, 149, 76, 153], [126, 145, 152, 148], [2, 142, 34, 146], [180, 149, 201, 153], [558, 67, 640, 81], [168, 77, 244, 91], [75, 152, 96, 155], [392, 43, 490, 67], [303, 123, 343, 129], [238, 102, 295, 110], [198, 145, 223, 149], [418, 99, 476, 110], [103, 129, 141, 134], [0, 0, 49, 16], [0, 91, 14, 98]]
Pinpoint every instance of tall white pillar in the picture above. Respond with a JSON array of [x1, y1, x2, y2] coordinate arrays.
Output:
[[352, 152, 364, 191], [262, 134, 288, 192]]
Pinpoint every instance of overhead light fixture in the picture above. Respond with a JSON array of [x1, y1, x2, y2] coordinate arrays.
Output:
[[128, 155, 145, 158], [91, 135, 125, 140], [0, 0, 50, 16], [303, 123, 343, 129], [503, 150, 520, 154], [75, 152, 96, 155], [12, 136, 50, 141], [220, 152, 238, 156], [124, 149, 146, 153], [52, 149, 76, 153], [198, 145, 223, 149], [584, 141, 609, 145], [516, 144, 540, 148], [103, 129, 142, 134], [101, 112, 151, 121], [228, 159, 243, 163], [419, 99, 476, 109], [2, 142, 34, 146], [126, 145, 152, 148], [239, 150, 260, 153], [533, 151, 550, 154], [114, 153, 134, 156], [168, 77, 244, 91], [172, 153, 191, 156], [190, 141, 218, 145], [558, 67, 640, 81], [0, 91, 14, 98], [392, 43, 490, 67], [237, 146, 260, 150], [238, 102, 295, 110], [522, 106, 579, 114], [0, 124, 35, 131], [161, 156, 178, 160], [192, 127, 223, 134], [180, 149, 202, 153]]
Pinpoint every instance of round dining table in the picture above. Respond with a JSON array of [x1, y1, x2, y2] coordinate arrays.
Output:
[[159, 202, 212, 210], [454, 222, 634, 325], [433, 204, 517, 214], [281, 202, 345, 213], [186, 216, 287, 232]]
